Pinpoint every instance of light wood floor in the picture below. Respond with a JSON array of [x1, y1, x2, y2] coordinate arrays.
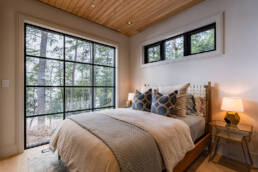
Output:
[[0, 145, 257, 172]]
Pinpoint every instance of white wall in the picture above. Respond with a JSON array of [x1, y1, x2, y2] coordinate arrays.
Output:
[[0, 0, 130, 158], [129, 0, 258, 165]]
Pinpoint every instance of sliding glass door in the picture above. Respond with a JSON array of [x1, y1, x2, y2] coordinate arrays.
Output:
[[25, 24, 116, 148]]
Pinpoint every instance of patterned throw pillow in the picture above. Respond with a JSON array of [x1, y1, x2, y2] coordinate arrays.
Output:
[[151, 90, 177, 116], [158, 83, 190, 116], [132, 89, 152, 112]]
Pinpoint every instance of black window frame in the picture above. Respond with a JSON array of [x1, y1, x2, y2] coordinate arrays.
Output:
[[24, 23, 116, 149], [144, 42, 164, 63], [144, 23, 216, 64]]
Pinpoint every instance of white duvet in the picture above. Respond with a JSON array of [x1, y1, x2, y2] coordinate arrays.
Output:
[[50, 108, 194, 172]]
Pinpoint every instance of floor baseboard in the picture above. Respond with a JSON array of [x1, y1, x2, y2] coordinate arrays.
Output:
[[0, 144, 18, 159]]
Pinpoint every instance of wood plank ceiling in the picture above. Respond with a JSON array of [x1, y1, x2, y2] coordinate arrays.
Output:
[[40, 0, 204, 36]]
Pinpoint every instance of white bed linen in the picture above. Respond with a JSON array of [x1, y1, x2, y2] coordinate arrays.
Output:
[[50, 108, 194, 172]]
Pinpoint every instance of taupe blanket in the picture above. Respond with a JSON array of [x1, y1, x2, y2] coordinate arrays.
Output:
[[69, 113, 162, 172]]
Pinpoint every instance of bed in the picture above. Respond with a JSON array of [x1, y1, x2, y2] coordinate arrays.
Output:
[[49, 82, 211, 172]]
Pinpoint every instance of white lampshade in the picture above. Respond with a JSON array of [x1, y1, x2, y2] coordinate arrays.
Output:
[[128, 93, 135, 101], [221, 97, 244, 112]]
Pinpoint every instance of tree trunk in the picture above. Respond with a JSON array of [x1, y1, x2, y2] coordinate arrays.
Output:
[[103, 87, 108, 105], [49, 65, 54, 110], [37, 31, 48, 125], [70, 40, 78, 110], [103, 69, 108, 105], [81, 69, 87, 106], [29, 89, 37, 128]]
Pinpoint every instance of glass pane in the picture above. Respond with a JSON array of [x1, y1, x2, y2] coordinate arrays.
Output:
[[94, 88, 114, 108], [65, 88, 92, 111], [191, 28, 215, 54], [26, 87, 63, 116], [165, 36, 184, 60], [94, 66, 114, 86], [25, 25, 64, 59], [65, 62, 92, 86], [65, 36, 92, 63], [26, 57, 63, 86], [148, 45, 160, 62], [94, 44, 114, 66], [66, 110, 91, 118], [26, 114, 63, 147]]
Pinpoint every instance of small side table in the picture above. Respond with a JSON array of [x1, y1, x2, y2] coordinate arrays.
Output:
[[209, 120, 253, 166]]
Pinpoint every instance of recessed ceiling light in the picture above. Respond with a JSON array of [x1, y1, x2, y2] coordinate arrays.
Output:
[[127, 21, 132, 25], [91, 4, 96, 8]]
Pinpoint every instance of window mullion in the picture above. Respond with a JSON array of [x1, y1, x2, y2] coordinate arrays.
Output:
[[144, 46, 148, 64], [63, 35, 66, 119], [113, 48, 116, 107], [160, 42, 165, 61], [184, 34, 190, 56], [92, 43, 95, 111]]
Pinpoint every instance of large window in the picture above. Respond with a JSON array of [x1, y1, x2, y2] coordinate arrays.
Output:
[[25, 24, 116, 148], [144, 23, 216, 64]]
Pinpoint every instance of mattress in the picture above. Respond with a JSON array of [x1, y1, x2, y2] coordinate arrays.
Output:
[[176, 115, 205, 143]]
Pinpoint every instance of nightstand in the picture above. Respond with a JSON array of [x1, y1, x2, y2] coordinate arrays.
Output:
[[209, 120, 253, 166]]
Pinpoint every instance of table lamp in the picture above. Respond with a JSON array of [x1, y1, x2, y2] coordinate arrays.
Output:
[[221, 97, 244, 125], [126, 93, 135, 107]]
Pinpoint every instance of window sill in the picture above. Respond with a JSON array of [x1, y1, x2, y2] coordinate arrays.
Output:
[[140, 50, 223, 68]]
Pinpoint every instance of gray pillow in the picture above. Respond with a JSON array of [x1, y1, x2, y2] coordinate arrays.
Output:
[[186, 94, 197, 115]]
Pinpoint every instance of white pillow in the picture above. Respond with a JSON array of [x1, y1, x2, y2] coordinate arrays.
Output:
[[158, 83, 190, 95], [140, 86, 158, 93], [140, 87, 151, 93]]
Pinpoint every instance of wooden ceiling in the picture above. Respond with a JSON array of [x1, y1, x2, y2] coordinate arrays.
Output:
[[40, 0, 204, 36]]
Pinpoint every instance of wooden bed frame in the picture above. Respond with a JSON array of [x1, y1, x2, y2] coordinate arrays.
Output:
[[174, 82, 212, 172]]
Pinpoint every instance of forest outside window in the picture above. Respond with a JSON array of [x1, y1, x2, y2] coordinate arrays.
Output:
[[190, 26, 215, 54], [25, 24, 116, 148], [144, 23, 216, 64], [165, 36, 184, 60]]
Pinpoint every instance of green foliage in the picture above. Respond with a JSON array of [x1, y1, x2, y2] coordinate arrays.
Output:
[[165, 36, 184, 60], [191, 29, 215, 54], [148, 46, 160, 62], [94, 44, 114, 66]]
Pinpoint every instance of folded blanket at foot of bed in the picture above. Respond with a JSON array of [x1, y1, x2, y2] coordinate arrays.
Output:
[[69, 113, 162, 172]]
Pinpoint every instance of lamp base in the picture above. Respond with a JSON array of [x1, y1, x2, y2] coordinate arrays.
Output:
[[224, 112, 240, 125], [126, 100, 132, 107]]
